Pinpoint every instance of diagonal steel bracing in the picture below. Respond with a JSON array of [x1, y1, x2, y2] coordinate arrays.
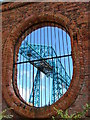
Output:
[[19, 43, 71, 106]]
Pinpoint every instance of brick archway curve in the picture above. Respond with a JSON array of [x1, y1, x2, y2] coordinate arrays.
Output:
[[2, 12, 84, 118]]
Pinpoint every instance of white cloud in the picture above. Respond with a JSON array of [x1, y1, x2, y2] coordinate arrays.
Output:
[[19, 85, 32, 103], [40, 72, 45, 80]]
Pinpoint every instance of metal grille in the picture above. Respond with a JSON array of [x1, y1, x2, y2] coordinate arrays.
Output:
[[13, 23, 73, 107]]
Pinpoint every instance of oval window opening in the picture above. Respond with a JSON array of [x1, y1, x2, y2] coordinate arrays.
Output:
[[15, 24, 73, 107]]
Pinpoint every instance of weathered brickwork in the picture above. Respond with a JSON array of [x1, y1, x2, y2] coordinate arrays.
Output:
[[2, 2, 89, 119]]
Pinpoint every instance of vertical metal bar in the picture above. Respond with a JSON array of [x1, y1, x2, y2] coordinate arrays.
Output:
[[19, 52, 21, 91], [41, 72, 42, 107], [62, 29, 64, 92], [58, 27, 61, 97], [57, 69, 59, 99], [37, 26, 38, 45], [29, 62, 31, 103], [44, 27, 45, 54], [33, 28, 35, 106], [54, 24, 56, 102], [31, 29, 33, 105], [62, 29, 66, 91], [26, 36, 28, 102], [22, 44, 24, 97], [51, 26, 54, 103], [40, 27, 42, 107], [27, 35, 29, 103], [49, 77, 50, 105], [65, 31, 68, 89], [63, 29, 67, 89], [45, 27, 46, 106], [47, 24, 49, 57], [51, 26, 52, 104], [44, 27, 46, 105], [22, 35, 25, 98], [54, 25, 57, 56], [47, 24, 50, 106], [45, 76, 46, 106], [58, 28, 61, 57], [54, 23, 58, 101], [49, 27, 50, 105], [26, 58, 27, 102], [29, 32, 31, 103], [47, 24, 48, 105], [66, 30, 71, 81], [60, 29, 63, 95], [33, 63, 34, 106]]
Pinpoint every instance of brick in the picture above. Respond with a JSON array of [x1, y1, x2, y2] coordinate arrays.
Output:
[[2, 2, 89, 119]]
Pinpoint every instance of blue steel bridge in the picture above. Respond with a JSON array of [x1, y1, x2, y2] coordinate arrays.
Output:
[[19, 42, 71, 107]]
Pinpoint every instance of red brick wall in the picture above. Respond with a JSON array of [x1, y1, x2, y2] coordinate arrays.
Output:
[[2, 2, 89, 119]]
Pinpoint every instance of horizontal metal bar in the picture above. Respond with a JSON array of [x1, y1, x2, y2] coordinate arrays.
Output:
[[15, 54, 72, 65]]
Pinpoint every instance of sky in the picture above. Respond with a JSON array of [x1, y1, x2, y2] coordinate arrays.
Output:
[[16, 26, 73, 107]]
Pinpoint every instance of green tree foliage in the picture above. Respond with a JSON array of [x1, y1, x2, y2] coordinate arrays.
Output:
[[0, 108, 13, 120], [52, 104, 90, 120]]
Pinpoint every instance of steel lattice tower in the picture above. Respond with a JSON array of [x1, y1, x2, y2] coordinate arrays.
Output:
[[19, 42, 71, 107]]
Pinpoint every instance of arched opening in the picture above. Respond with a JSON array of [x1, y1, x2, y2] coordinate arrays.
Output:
[[13, 23, 73, 108]]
